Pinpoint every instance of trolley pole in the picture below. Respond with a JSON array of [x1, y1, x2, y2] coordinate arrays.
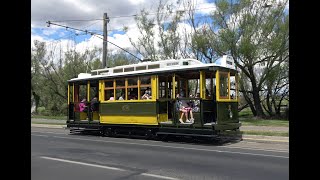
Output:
[[102, 13, 109, 68]]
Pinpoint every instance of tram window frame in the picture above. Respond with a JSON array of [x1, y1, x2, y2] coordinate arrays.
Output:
[[204, 72, 215, 100], [127, 77, 138, 100], [104, 80, 114, 101], [230, 74, 238, 100], [89, 82, 99, 101], [219, 72, 229, 99], [140, 76, 152, 100], [115, 78, 126, 100], [158, 75, 170, 99], [175, 72, 200, 98], [78, 84, 88, 102]]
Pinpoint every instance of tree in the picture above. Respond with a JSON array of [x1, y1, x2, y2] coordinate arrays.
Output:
[[31, 39, 103, 115], [125, 0, 187, 60], [31, 40, 46, 114], [193, 0, 289, 117]]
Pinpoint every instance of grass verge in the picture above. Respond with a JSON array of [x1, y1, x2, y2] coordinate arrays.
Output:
[[242, 130, 288, 137], [240, 119, 288, 127]]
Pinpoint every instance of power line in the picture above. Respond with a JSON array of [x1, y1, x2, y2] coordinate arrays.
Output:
[[47, 6, 216, 22], [50, 19, 103, 22], [93, 35, 141, 62], [46, 21, 142, 61]]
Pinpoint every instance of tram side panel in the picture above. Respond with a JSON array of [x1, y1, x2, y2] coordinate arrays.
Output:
[[99, 102, 159, 125], [215, 102, 240, 130]]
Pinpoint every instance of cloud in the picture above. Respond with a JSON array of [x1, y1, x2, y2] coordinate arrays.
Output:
[[31, 0, 218, 60], [31, 0, 157, 28], [75, 36, 102, 52], [195, 1, 216, 15], [42, 29, 57, 36]]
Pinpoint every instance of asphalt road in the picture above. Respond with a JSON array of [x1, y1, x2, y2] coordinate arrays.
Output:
[[32, 127, 288, 180]]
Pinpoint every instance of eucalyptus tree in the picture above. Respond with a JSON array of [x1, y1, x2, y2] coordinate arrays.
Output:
[[192, 0, 289, 117], [31, 40, 46, 114], [125, 0, 188, 60], [32, 39, 103, 115]]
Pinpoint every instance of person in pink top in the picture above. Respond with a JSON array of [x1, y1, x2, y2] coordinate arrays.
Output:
[[109, 92, 115, 101], [79, 98, 88, 112]]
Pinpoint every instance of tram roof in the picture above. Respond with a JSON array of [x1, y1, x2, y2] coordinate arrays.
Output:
[[68, 56, 238, 82]]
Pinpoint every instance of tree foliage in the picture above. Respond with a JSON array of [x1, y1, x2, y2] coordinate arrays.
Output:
[[126, 0, 289, 118]]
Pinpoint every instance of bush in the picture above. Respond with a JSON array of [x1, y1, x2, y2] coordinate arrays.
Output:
[[37, 107, 46, 114]]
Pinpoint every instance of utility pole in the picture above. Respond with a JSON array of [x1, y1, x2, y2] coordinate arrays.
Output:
[[102, 13, 109, 68]]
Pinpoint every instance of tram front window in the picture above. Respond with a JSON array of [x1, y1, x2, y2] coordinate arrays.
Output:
[[219, 72, 229, 99], [230, 75, 237, 99]]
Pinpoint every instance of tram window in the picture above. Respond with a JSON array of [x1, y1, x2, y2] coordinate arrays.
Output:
[[116, 89, 125, 100], [105, 80, 114, 88], [188, 79, 199, 97], [159, 81, 166, 98], [105, 80, 114, 101], [204, 72, 215, 99], [105, 90, 114, 101], [179, 79, 187, 96], [90, 82, 99, 100], [219, 72, 229, 99], [230, 76, 237, 99], [140, 76, 151, 85], [158, 75, 169, 99], [140, 76, 152, 100], [116, 79, 125, 87], [141, 87, 151, 99], [128, 78, 138, 86], [115, 79, 126, 100], [128, 78, 138, 100], [79, 85, 87, 101]]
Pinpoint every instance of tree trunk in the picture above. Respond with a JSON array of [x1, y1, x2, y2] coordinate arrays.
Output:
[[243, 91, 256, 116], [266, 89, 274, 116], [32, 91, 40, 114], [252, 86, 265, 117]]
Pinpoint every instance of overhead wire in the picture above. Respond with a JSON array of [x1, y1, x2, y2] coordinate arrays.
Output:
[[48, 5, 216, 22], [46, 21, 142, 61]]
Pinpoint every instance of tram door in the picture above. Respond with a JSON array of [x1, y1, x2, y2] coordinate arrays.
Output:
[[89, 81, 99, 121], [158, 75, 173, 122]]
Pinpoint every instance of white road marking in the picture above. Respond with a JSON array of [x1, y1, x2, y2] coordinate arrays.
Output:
[[32, 134, 288, 159], [141, 173, 180, 180], [40, 156, 125, 171], [40, 156, 180, 180]]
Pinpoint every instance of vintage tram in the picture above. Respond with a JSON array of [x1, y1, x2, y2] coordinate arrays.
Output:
[[67, 55, 241, 140]]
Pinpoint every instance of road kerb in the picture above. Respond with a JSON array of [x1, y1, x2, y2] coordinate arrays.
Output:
[[242, 135, 289, 143]]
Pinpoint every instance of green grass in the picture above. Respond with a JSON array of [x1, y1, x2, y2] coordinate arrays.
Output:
[[240, 119, 288, 127], [242, 130, 289, 137], [239, 109, 253, 118], [239, 107, 288, 127], [31, 115, 67, 120]]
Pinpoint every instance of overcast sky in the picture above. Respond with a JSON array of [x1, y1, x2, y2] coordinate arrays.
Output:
[[31, 0, 288, 60], [31, 0, 217, 57]]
